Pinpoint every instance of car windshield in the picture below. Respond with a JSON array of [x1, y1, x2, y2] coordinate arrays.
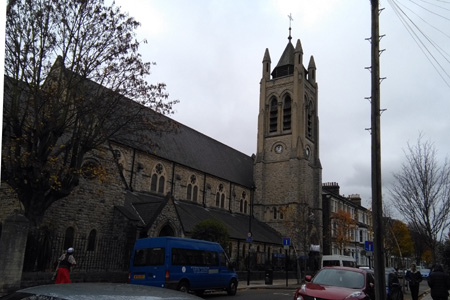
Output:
[[313, 268, 365, 289]]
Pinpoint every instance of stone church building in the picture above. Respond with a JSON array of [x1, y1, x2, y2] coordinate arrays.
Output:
[[1, 33, 323, 274]]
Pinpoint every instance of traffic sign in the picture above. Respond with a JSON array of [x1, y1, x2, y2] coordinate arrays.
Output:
[[282, 237, 291, 246], [365, 241, 373, 252]]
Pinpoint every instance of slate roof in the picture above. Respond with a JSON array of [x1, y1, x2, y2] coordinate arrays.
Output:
[[117, 191, 282, 245], [5, 58, 255, 189], [175, 200, 282, 245], [271, 41, 295, 78], [122, 191, 167, 226], [126, 112, 255, 188], [87, 75, 255, 188], [274, 41, 295, 68]]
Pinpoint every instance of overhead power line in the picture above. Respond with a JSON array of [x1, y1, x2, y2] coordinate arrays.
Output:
[[387, 0, 450, 87]]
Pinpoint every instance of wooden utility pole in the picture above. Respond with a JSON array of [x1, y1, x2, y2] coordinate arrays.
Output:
[[370, 1, 386, 300]]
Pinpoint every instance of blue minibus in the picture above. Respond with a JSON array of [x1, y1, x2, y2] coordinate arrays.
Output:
[[129, 237, 238, 296]]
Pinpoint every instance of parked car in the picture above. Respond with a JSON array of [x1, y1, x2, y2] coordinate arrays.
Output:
[[420, 268, 431, 278], [0, 283, 202, 300], [293, 267, 375, 300]]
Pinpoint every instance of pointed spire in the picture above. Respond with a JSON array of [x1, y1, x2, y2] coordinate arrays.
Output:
[[263, 48, 271, 63], [272, 42, 294, 78], [308, 55, 316, 70], [308, 55, 316, 83], [294, 39, 303, 68], [262, 48, 271, 79], [295, 39, 303, 54]]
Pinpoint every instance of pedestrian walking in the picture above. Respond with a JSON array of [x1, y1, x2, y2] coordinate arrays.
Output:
[[388, 268, 403, 300], [428, 264, 450, 300], [405, 263, 422, 300], [54, 247, 76, 284]]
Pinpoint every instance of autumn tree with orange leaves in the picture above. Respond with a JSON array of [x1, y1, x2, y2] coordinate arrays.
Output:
[[333, 210, 357, 255], [385, 219, 414, 267]]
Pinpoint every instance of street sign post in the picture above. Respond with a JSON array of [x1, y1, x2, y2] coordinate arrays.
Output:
[[282, 237, 291, 288]]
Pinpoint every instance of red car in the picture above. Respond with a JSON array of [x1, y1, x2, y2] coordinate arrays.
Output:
[[293, 267, 375, 300]]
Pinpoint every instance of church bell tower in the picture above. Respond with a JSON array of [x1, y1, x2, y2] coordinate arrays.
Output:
[[253, 29, 322, 255]]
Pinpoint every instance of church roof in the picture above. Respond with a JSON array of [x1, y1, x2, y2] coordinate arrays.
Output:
[[17, 57, 255, 188], [9, 56, 255, 189], [271, 41, 295, 78], [124, 191, 167, 226], [131, 115, 255, 188], [118, 191, 282, 245], [175, 200, 282, 245], [275, 42, 295, 68], [99, 83, 255, 189]]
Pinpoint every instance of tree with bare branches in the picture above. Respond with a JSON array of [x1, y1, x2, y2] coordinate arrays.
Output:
[[2, 0, 178, 226], [389, 135, 450, 263], [283, 203, 317, 281]]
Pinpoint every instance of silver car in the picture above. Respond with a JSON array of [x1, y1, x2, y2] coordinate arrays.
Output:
[[0, 283, 202, 300]]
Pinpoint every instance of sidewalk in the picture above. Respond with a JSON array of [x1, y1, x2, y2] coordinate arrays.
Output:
[[402, 284, 430, 300], [418, 289, 431, 300], [238, 278, 301, 290]]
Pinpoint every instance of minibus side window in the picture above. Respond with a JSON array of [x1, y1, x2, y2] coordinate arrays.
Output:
[[172, 248, 219, 266], [172, 248, 189, 265], [134, 247, 165, 266], [204, 251, 218, 266]]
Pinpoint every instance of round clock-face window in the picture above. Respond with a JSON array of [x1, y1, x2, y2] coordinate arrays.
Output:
[[275, 145, 283, 153], [305, 147, 311, 158]]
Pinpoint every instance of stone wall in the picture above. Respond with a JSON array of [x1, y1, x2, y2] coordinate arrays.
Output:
[[0, 213, 29, 296]]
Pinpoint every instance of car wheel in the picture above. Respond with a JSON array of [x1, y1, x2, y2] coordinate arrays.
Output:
[[226, 279, 237, 296], [177, 280, 190, 293]]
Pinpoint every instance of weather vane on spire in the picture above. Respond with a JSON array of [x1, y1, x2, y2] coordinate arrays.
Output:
[[288, 13, 293, 42]]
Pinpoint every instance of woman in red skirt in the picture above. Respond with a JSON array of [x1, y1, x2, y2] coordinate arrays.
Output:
[[55, 247, 76, 284]]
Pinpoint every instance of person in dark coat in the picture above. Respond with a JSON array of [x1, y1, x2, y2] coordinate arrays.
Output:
[[388, 268, 402, 300], [428, 264, 450, 300], [405, 263, 422, 300]]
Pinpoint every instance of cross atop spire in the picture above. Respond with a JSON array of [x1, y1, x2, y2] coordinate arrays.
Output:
[[287, 13, 293, 42]]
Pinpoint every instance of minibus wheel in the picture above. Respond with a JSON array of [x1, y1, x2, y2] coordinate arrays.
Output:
[[226, 279, 237, 296], [177, 280, 190, 293]]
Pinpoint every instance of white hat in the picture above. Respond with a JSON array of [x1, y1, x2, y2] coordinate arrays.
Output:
[[67, 247, 74, 253]]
